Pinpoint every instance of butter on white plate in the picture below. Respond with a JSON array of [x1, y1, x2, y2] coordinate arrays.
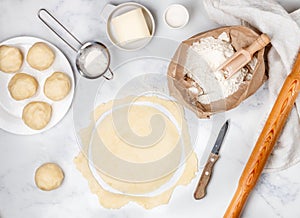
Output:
[[111, 8, 151, 45]]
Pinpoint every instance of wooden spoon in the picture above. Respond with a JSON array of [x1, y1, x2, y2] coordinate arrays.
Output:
[[217, 33, 270, 79]]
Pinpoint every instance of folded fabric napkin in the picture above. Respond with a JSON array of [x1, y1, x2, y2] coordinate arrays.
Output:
[[204, 0, 300, 172]]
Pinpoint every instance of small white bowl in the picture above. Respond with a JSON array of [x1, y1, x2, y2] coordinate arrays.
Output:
[[163, 4, 189, 29], [101, 2, 155, 51]]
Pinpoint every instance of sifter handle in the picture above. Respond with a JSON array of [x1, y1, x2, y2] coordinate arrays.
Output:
[[38, 8, 83, 52]]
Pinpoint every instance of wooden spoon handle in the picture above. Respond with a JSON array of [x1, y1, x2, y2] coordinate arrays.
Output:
[[245, 33, 270, 56], [224, 52, 300, 218]]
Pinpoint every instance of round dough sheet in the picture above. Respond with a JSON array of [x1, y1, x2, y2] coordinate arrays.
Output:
[[74, 96, 198, 208]]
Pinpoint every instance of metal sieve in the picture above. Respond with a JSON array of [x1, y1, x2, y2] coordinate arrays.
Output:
[[38, 9, 113, 80]]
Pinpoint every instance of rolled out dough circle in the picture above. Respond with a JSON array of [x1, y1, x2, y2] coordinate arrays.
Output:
[[74, 96, 198, 209]]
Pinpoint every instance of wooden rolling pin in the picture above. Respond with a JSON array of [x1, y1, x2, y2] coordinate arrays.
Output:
[[224, 51, 300, 218]]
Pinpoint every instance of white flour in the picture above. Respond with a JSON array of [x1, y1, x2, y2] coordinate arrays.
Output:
[[79, 46, 108, 77], [186, 32, 256, 104]]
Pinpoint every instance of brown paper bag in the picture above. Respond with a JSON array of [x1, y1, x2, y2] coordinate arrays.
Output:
[[167, 26, 267, 118]]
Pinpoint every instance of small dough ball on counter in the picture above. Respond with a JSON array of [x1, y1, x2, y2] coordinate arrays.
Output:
[[35, 163, 64, 191], [22, 101, 52, 130], [0, 45, 23, 73], [44, 72, 71, 101], [8, 73, 38, 100], [27, 42, 55, 70]]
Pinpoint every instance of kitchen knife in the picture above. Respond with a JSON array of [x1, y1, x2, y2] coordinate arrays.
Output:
[[194, 120, 229, 200]]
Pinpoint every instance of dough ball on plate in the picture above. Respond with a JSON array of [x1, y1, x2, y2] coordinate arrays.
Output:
[[44, 72, 71, 101], [0, 45, 23, 73], [22, 101, 52, 130], [8, 73, 38, 100], [27, 42, 55, 70], [35, 163, 64, 191]]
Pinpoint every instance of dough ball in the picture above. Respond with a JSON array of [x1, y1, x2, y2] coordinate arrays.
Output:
[[0, 45, 23, 73], [22, 101, 52, 130], [35, 163, 64, 191], [8, 73, 38, 100], [44, 72, 71, 101], [27, 42, 55, 70]]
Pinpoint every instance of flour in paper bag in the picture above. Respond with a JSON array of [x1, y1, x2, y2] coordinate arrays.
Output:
[[187, 32, 256, 104]]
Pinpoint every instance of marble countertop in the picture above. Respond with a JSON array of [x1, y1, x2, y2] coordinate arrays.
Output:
[[1, 0, 300, 217]]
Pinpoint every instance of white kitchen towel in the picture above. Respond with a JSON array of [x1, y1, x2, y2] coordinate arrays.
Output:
[[203, 0, 300, 172]]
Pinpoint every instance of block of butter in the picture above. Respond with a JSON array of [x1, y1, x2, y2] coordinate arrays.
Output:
[[111, 8, 151, 44]]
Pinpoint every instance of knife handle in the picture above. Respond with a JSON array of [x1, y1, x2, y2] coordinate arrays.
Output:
[[194, 153, 219, 200]]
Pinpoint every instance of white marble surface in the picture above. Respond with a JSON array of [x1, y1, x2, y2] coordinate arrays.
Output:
[[1, 0, 300, 217]]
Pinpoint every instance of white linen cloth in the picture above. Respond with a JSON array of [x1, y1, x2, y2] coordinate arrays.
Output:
[[203, 0, 300, 171]]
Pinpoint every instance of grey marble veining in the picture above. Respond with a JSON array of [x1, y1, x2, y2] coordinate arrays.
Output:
[[1, 0, 300, 218]]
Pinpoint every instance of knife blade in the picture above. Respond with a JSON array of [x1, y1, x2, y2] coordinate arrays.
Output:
[[194, 120, 229, 200]]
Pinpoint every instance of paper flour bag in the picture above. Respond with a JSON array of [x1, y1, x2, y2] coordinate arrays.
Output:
[[168, 26, 268, 118]]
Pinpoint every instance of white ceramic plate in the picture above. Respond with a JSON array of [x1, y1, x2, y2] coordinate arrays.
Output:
[[0, 36, 75, 135]]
